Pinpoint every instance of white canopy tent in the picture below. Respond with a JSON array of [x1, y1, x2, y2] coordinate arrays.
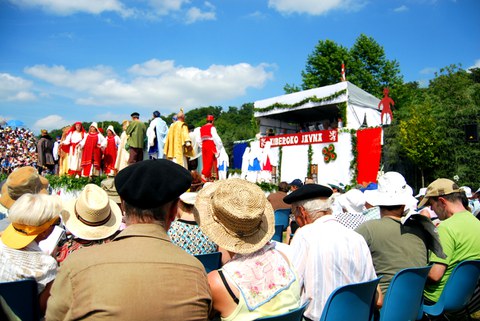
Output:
[[254, 81, 382, 133], [240, 81, 383, 185]]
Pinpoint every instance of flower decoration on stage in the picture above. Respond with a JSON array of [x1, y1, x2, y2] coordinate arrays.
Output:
[[322, 144, 337, 163]]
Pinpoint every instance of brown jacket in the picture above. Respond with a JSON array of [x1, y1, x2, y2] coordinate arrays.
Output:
[[46, 224, 212, 320], [267, 191, 291, 211]]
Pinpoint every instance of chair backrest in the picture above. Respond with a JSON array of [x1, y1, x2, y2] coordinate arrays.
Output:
[[255, 299, 310, 321], [319, 277, 381, 321], [379, 266, 432, 321], [440, 260, 480, 312], [0, 278, 40, 321], [274, 208, 290, 231], [271, 225, 284, 243], [194, 251, 222, 273]]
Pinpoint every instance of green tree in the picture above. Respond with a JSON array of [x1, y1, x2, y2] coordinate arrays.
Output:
[[293, 34, 403, 98]]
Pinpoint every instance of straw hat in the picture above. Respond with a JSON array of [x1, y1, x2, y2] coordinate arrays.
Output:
[[100, 178, 121, 204], [194, 179, 274, 255], [0, 166, 49, 209], [63, 184, 122, 240]]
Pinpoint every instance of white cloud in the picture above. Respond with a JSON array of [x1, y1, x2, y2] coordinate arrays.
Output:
[[394, 5, 409, 12], [467, 59, 480, 72], [147, 0, 189, 15], [10, 0, 134, 17], [185, 4, 216, 24], [0, 73, 36, 102], [268, 0, 366, 15], [419, 67, 437, 75], [24, 59, 274, 112], [33, 114, 71, 131]]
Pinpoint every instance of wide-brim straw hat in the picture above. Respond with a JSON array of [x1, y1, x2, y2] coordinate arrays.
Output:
[[63, 184, 122, 240], [194, 178, 274, 255], [0, 166, 49, 209]]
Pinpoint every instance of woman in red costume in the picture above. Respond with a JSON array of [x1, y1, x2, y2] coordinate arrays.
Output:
[[78, 122, 105, 177], [101, 125, 120, 176], [60, 122, 85, 177]]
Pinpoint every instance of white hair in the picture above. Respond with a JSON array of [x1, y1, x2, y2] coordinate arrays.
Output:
[[8, 193, 62, 226], [293, 197, 333, 221]]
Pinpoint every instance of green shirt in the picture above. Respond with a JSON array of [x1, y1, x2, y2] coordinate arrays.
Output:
[[126, 120, 147, 149], [424, 211, 480, 302]]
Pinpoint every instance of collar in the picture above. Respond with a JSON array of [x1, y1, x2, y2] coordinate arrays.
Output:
[[113, 224, 170, 243]]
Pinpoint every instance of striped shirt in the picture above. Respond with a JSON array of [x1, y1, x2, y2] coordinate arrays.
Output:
[[291, 215, 377, 320]]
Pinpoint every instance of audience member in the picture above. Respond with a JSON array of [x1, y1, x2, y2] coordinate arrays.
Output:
[[0, 193, 63, 315], [52, 136, 61, 175], [284, 184, 381, 320], [0, 166, 49, 231], [333, 188, 367, 230], [168, 192, 217, 255], [355, 172, 431, 293], [267, 181, 291, 210], [289, 178, 303, 193], [126, 112, 147, 164], [419, 179, 480, 304], [195, 179, 300, 320], [0, 127, 37, 173], [46, 159, 211, 320], [55, 184, 122, 263]]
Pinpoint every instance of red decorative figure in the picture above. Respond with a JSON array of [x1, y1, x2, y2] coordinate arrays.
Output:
[[378, 88, 394, 125]]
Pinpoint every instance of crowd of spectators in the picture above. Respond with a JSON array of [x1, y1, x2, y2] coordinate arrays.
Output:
[[0, 126, 37, 174]]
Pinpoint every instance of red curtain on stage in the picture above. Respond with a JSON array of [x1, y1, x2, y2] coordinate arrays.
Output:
[[356, 127, 382, 185]]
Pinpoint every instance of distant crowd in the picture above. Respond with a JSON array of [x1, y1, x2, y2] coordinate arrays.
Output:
[[0, 126, 38, 174]]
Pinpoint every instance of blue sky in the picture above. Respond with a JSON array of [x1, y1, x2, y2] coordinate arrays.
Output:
[[1, 0, 479, 134]]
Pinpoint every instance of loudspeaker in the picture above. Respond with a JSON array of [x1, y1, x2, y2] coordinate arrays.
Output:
[[465, 124, 478, 142]]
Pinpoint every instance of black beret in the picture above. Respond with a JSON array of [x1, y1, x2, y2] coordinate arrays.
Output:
[[131, 112, 140, 117], [115, 159, 192, 209], [283, 184, 333, 204]]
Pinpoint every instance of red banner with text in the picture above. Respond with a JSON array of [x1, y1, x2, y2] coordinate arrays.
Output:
[[260, 130, 338, 148]]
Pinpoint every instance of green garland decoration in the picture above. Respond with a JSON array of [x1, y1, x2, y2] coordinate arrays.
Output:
[[322, 144, 337, 163], [253, 89, 347, 113], [348, 130, 358, 185], [45, 174, 107, 191], [307, 144, 313, 177], [338, 101, 347, 128], [278, 146, 282, 181]]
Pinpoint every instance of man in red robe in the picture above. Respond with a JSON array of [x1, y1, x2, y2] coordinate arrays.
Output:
[[199, 115, 223, 182]]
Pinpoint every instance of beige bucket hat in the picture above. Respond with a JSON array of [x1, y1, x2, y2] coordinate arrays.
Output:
[[63, 184, 122, 240]]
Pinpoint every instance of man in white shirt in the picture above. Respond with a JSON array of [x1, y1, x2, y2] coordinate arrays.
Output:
[[284, 184, 381, 321]]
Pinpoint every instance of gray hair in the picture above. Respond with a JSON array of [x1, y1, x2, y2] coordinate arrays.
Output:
[[8, 193, 62, 226], [293, 197, 333, 221]]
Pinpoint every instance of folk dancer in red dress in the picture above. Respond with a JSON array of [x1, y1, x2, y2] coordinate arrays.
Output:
[[101, 125, 120, 176], [78, 122, 105, 177], [61, 122, 85, 177]]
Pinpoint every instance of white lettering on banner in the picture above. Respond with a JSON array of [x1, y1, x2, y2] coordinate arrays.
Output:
[[260, 130, 338, 148]]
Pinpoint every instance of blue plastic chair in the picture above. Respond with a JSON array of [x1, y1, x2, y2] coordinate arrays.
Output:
[[255, 299, 310, 321], [422, 260, 480, 318], [379, 266, 431, 321], [271, 225, 284, 242], [0, 278, 40, 321], [319, 277, 382, 321], [194, 251, 222, 273], [274, 208, 290, 231]]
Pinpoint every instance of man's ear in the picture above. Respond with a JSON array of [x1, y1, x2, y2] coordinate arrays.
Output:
[[165, 199, 179, 230]]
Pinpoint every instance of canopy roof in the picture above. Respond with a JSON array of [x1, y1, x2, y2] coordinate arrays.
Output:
[[254, 81, 382, 130]]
